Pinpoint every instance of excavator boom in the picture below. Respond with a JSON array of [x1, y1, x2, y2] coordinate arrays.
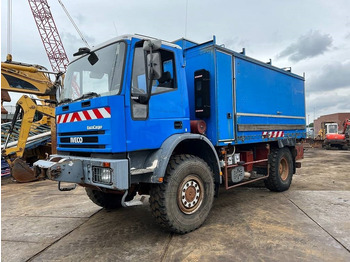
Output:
[[1, 59, 62, 182], [1, 61, 57, 96], [1, 95, 56, 182], [342, 119, 350, 135], [2, 0, 71, 182]]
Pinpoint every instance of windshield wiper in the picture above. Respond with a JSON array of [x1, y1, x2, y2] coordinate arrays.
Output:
[[58, 98, 73, 105], [72, 92, 100, 102]]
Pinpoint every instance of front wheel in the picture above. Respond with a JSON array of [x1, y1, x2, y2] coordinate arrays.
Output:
[[264, 147, 293, 192], [149, 154, 214, 234]]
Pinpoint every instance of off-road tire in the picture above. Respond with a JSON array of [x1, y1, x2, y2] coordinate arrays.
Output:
[[149, 154, 215, 234], [85, 188, 134, 209], [264, 147, 293, 192]]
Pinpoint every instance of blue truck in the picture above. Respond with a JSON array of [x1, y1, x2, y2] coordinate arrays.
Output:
[[34, 34, 306, 234]]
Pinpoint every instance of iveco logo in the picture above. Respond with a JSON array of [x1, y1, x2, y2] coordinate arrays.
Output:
[[70, 137, 83, 143], [87, 125, 102, 130]]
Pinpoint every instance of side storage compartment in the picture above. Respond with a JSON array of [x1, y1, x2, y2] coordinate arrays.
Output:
[[234, 56, 306, 144]]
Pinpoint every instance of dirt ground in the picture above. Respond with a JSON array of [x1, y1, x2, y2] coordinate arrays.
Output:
[[1, 147, 350, 262], [293, 147, 350, 191]]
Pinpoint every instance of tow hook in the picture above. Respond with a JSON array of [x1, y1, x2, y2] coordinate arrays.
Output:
[[58, 181, 77, 191], [50, 165, 62, 178]]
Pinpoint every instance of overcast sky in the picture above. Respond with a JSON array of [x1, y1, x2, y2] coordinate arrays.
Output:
[[1, 0, 350, 124]]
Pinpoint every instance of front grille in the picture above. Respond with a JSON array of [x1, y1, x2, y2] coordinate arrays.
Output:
[[60, 137, 98, 143], [58, 129, 106, 149], [59, 130, 105, 136], [59, 144, 105, 149]]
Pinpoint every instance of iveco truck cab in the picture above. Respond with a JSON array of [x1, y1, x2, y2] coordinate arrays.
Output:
[[35, 34, 306, 233]]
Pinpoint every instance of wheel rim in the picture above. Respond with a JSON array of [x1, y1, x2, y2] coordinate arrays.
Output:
[[178, 175, 204, 215], [279, 157, 289, 181]]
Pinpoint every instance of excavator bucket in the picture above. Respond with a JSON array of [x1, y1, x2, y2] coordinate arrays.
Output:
[[11, 158, 38, 183]]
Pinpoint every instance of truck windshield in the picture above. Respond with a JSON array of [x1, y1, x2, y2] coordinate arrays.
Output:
[[60, 42, 126, 101]]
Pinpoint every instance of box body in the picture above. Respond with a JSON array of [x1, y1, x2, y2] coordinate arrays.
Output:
[[178, 39, 306, 146]]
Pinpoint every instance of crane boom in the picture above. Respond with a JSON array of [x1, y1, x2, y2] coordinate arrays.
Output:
[[58, 0, 90, 48], [28, 0, 69, 72]]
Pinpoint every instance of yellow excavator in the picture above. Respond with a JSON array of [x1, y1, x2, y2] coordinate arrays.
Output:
[[2, 0, 87, 182], [1, 55, 63, 182]]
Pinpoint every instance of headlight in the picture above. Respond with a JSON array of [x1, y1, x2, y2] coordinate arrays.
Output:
[[92, 166, 112, 185]]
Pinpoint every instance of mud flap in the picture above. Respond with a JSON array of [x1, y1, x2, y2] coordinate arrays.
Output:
[[11, 158, 38, 183]]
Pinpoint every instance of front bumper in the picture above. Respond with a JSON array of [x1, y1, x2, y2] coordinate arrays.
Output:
[[33, 155, 129, 190]]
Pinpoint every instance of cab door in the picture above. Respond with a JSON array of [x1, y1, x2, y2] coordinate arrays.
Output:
[[125, 40, 189, 152]]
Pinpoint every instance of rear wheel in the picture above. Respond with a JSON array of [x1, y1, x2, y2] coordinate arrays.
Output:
[[264, 148, 293, 192], [85, 188, 135, 209], [149, 154, 214, 234]]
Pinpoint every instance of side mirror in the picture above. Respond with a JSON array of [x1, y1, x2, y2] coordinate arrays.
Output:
[[147, 52, 162, 80], [132, 39, 163, 105], [88, 53, 99, 65], [73, 47, 91, 56], [73, 47, 99, 65], [143, 39, 162, 51]]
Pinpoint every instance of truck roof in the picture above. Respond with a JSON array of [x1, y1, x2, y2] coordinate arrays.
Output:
[[176, 37, 305, 80], [70, 34, 182, 64], [88, 34, 182, 53], [70, 34, 305, 80]]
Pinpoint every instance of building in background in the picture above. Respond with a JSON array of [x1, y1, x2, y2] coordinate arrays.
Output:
[[314, 113, 350, 136]]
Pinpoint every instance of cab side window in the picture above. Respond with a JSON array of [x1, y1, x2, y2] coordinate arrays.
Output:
[[131, 46, 148, 119], [131, 47, 147, 95], [152, 50, 177, 95], [130, 44, 177, 120]]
